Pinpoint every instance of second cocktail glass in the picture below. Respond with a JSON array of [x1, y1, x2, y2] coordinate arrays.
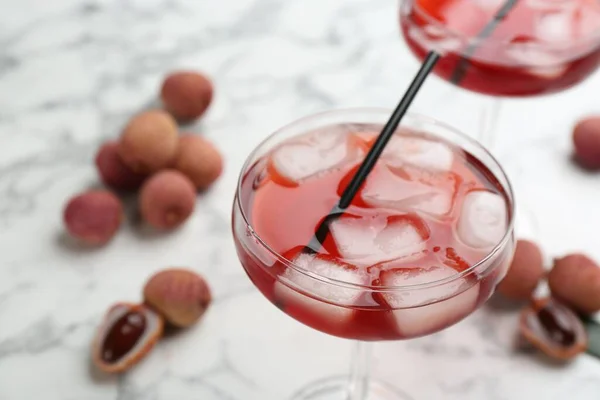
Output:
[[232, 109, 516, 399], [399, 0, 600, 145]]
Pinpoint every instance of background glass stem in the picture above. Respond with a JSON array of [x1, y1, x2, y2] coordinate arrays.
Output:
[[346, 341, 371, 400], [478, 97, 502, 149]]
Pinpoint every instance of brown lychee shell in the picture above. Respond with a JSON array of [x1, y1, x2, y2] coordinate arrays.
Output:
[[138, 170, 196, 230], [95, 141, 147, 191], [173, 135, 223, 191], [519, 297, 587, 361], [117, 110, 179, 174], [573, 117, 600, 170], [92, 303, 164, 374], [63, 190, 124, 245], [497, 240, 545, 301], [143, 268, 212, 328], [548, 253, 600, 315], [160, 71, 213, 122]]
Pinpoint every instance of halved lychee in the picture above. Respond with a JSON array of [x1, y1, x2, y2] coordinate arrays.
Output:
[[92, 303, 164, 373], [520, 297, 588, 361]]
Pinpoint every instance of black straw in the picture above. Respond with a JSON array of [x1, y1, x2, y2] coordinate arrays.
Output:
[[305, 52, 441, 252], [450, 0, 520, 84], [339, 52, 440, 209], [303, 1, 522, 254]]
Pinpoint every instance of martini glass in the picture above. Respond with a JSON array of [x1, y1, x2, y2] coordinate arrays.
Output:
[[400, 0, 600, 146], [232, 108, 516, 399]]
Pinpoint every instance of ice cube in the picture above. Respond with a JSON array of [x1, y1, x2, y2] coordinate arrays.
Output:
[[506, 38, 569, 79], [379, 266, 480, 337], [362, 165, 457, 217], [382, 135, 454, 172], [269, 128, 364, 185], [273, 252, 368, 323], [527, 64, 570, 79], [457, 190, 507, 249], [329, 213, 429, 266], [535, 9, 576, 43], [506, 39, 564, 66], [410, 192, 453, 216]]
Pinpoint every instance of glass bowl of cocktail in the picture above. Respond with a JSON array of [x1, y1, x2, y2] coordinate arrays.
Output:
[[232, 108, 515, 400], [401, 0, 600, 96], [399, 0, 600, 142]]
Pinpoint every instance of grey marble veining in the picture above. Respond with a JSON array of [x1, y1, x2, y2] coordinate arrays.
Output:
[[1, 0, 600, 399]]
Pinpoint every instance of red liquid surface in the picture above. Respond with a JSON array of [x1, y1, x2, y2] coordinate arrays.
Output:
[[233, 125, 513, 340], [400, 0, 600, 96]]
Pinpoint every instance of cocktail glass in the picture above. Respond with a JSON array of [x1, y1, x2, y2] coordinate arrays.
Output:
[[232, 108, 515, 400], [400, 0, 600, 146]]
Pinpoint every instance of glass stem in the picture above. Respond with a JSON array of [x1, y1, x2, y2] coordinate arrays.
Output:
[[478, 97, 502, 150], [346, 341, 371, 400], [477, 96, 539, 238]]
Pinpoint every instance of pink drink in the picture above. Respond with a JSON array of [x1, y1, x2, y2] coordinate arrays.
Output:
[[401, 0, 600, 96], [233, 120, 514, 341]]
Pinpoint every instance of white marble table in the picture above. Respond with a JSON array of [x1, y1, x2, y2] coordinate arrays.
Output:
[[2, 0, 600, 399]]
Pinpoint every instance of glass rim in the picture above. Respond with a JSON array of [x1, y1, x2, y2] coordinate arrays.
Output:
[[404, 0, 600, 50], [234, 107, 516, 292]]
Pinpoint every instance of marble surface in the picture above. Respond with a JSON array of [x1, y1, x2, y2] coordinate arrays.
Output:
[[1, 0, 600, 399]]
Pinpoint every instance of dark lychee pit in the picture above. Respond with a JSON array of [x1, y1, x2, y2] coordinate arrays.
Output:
[[536, 304, 576, 347], [526, 299, 582, 349], [102, 310, 147, 363]]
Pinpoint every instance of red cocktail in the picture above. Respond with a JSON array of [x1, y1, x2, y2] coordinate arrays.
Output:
[[232, 109, 515, 399], [400, 0, 600, 96]]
